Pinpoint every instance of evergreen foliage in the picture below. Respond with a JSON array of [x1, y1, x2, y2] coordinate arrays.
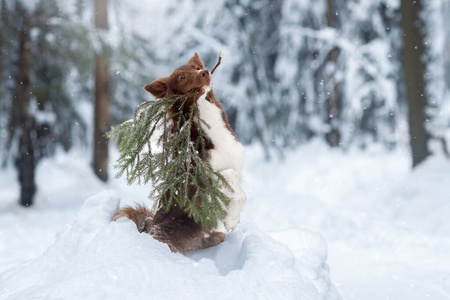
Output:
[[108, 94, 231, 227]]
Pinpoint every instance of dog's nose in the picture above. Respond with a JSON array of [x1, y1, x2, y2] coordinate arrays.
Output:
[[201, 70, 210, 78]]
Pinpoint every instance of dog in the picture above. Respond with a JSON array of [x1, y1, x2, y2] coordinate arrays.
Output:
[[113, 53, 246, 254]]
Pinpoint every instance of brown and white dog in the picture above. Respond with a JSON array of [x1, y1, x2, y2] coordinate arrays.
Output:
[[113, 53, 246, 254]]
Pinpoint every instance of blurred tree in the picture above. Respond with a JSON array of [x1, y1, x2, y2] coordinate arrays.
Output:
[[225, 0, 283, 158], [93, 0, 110, 181], [77, 0, 85, 17], [0, 0, 11, 138], [277, 0, 399, 150], [444, 1, 450, 90], [0, 0, 158, 205], [324, 0, 342, 147], [1, 0, 91, 206], [0, 0, 6, 96], [401, 0, 430, 167], [11, 5, 35, 206]]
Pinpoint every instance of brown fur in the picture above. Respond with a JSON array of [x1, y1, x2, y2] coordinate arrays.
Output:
[[113, 205, 153, 233], [113, 204, 225, 253], [144, 53, 237, 140], [113, 53, 234, 254], [144, 53, 211, 98]]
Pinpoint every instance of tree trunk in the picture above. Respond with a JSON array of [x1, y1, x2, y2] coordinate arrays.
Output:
[[0, 4, 4, 94], [444, 1, 450, 89], [325, 0, 341, 147], [93, 0, 110, 181], [401, 0, 430, 168], [0, 0, 9, 101], [13, 12, 36, 206], [76, 0, 85, 17]]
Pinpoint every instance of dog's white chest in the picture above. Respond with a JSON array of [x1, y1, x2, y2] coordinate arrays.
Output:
[[197, 91, 245, 176]]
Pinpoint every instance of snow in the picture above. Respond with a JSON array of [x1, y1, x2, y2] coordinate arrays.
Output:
[[1, 141, 450, 299], [0, 191, 333, 299], [243, 141, 450, 299], [0, 195, 335, 299], [0, 146, 338, 300]]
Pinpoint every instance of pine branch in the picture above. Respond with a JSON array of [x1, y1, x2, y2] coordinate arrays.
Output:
[[107, 91, 232, 227]]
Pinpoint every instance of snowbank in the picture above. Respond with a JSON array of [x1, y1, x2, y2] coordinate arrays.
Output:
[[1, 190, 339, 300]]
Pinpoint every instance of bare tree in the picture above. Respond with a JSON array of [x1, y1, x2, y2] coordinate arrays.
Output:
[[401, 0, 430, 167], [93, 0, 110, 181]]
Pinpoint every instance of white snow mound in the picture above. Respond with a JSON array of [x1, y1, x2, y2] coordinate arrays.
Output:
[[1, 191, 340, 300]]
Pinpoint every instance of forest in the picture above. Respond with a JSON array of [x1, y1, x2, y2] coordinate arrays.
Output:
[[1, 0, 449, 299], [1, 0, 449, 205]]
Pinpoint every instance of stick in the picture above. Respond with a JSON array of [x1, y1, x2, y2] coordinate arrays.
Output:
[[210, 50, 222, 75]]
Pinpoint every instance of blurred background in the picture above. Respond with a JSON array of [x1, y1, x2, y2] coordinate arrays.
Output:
[[0, 0, 449, 206], [1, 1, 450, 299]]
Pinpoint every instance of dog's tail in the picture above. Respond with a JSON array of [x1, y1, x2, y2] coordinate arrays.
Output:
[[112, 205, 154, 233], [113, 204, 226, 253]]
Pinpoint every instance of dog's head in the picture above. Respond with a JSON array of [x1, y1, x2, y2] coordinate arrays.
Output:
[[144, 53, 211, 99]]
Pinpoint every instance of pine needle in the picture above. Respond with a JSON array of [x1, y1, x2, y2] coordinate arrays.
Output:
[[107, 91, 231, 227]]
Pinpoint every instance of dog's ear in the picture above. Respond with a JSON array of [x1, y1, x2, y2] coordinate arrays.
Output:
[[188, 52, 204, 68], [144, 77, 169, 99]]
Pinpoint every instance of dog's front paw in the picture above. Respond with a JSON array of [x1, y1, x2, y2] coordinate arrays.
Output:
[[218, 169, 246, 232]]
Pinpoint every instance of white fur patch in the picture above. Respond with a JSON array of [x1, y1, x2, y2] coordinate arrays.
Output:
[[218, 169, 246, 232], [197, 87, 246, 233], [197, 87, 245, 177]]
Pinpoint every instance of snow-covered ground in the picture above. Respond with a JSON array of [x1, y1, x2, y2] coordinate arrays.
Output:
[[1, 141, 449, 299], [244, 142, 450, 299]]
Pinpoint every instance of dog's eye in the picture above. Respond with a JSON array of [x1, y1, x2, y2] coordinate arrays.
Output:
[[196, 67, 201, 71], [180, 76, 185, 81]]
